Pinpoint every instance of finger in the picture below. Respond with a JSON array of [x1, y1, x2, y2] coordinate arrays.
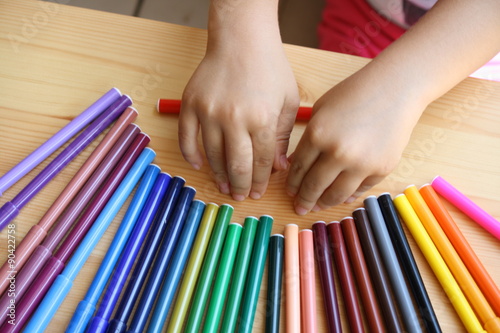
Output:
[[250, 127, 275, 199], [344, 175, 384, 204], [314, 171, 363, 211], [224, 128, 254, 201], [292, 153, 342, 215], [200, 120, 229, 195], [286, 135, 321, 198], [178, 105, 204, 170], [274, 100, 298, 171]]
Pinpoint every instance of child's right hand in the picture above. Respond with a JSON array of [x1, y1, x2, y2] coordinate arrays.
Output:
[[178, 12, 300, 201]]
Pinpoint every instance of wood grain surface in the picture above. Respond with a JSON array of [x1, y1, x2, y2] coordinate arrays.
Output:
[[0, 1, 499, 332]]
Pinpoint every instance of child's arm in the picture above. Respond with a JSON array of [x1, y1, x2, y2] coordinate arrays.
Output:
[[287, 0, 500, 215], [178, 0, 299, 201]]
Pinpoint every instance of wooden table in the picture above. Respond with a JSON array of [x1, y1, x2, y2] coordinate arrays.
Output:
[[1, 1, 499, 331]]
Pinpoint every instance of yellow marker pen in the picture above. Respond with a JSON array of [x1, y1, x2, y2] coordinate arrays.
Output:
[[405, 185, 500, 333], [393, 194, 485, 333]]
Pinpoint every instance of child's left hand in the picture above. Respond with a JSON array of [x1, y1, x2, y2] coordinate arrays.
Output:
[[286, 69, 427, 215]]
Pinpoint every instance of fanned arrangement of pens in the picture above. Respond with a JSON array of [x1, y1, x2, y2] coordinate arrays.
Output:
[[284, 185, 500, 333], [0, 89, 499, 332]]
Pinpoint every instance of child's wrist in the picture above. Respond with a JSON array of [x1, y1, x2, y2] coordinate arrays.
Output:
[[358, 60, 433, 111], [207, 1, 280, 46], [206, 22, 282, 57]]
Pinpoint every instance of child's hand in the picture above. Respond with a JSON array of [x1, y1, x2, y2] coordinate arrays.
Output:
[[286, 70, 426, 215], [179, 24, 299, 201]]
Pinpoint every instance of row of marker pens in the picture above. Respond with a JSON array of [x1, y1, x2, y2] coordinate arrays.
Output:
[[0, 88, 499, 332], [0, 88, 155, 331], [285, 185, 500, 333], [0, 88, 276, 332], [158, 98, 500, 330]]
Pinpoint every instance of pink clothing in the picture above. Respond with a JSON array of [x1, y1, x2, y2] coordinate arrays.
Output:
[[317, 0, 500, 81], [318, 0, 406, 58], [471, 52, 500, 82]]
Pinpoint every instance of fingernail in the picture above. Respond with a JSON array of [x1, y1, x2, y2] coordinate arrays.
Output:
[[345, 195, 357, 204], [311, 205, 321, 212], [218, 183, 230, 195], [295, 205, 308, 216], [286, 187, 296, 197], [232, 194, 245, 201], [191, 163, 201, 170], [249, 191, 261, 200]]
